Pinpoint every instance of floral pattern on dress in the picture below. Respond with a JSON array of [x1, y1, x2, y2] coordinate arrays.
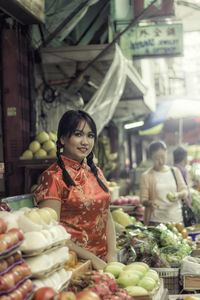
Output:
[[34, 155, 110, 258]]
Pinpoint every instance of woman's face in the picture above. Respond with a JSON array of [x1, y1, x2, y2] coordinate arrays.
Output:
[[151, 148, 167, 171], [60, 120, 95, 163]]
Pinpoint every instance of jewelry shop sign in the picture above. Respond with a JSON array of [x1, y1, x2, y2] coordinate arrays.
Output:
[[129, 23, 183, 58]]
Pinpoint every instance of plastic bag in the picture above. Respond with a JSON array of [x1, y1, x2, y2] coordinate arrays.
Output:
[[181, 256, 200, 275]]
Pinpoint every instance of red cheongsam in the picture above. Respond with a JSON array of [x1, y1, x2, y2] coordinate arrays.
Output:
[[34, 155, 111, 258]]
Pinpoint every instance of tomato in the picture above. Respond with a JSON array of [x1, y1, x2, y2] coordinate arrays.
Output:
[[54, 291, 77, 300], [8, 228, 24, 241], [76, 290, 100, 300], [0, 239, 7, 253], [10, 289, 23, 300], [0, 259, 8, 273], [0, 218, 7, 234], [13, 251, 23, 263], [0, 233, 13, 249], [18, 279, 33, 297], [22, 279, 33, 292], [0, 272, 15, 291], [33, 287, 58, 300]]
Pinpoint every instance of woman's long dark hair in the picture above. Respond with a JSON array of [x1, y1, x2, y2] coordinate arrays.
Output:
[[56, 110, 108, 192]]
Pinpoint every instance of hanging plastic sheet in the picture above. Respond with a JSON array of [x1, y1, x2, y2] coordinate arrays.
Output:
[[85, 44, 128, 135], [33, 0, 99, 47]]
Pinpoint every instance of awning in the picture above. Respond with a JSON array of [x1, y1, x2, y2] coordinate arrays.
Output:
[[39, 43, 153, 134]]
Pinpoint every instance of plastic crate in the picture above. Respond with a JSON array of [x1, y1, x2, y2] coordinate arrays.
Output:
[[0, 194, 35, 211], [152, 268, 180, 295]]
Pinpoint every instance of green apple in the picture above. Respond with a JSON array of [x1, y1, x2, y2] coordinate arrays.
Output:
[[166, 192, 174, 201], [117, 270, 140, 288]]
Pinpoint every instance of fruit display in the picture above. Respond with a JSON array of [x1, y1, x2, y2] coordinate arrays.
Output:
[[20, 130, 57, 159], [68, 270, 132, 299], [0, 217, 35, 299], [111, 196, 145, 221], [0, 209, 73, 294], [94, 136, 118, 177]]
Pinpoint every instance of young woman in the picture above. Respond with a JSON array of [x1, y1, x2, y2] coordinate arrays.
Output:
[[34, 110, 116, 269], [140, 141, 188, 226]]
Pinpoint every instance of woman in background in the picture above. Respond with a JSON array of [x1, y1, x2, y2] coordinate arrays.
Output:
[[140, 141, 188, 226], [34, 110, 116, 269]]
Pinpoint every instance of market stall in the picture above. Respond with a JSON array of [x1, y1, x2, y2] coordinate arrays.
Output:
[[1, 187, 200, 299]]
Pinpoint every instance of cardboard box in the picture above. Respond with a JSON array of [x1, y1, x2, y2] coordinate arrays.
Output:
[[131, 279, 164, 300], [70, 260, 92, 280], [183, 275, 200, 290]]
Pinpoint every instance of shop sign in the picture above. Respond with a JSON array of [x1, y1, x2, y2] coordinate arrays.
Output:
[[134, 0, 175, 18], [128, 23, 183, 58], [0, 0, 45, 24]]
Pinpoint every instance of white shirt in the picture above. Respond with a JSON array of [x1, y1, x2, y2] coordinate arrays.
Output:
[[151, 169, 183, 223]]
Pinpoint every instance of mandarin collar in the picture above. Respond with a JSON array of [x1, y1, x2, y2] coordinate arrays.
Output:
[[60, 155, 86, 170]]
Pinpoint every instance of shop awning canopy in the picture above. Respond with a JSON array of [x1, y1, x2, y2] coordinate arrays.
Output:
[[39, 43, 153, 134]]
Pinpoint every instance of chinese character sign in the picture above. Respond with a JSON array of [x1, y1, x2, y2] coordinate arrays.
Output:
[[129, 24, 183, 57]]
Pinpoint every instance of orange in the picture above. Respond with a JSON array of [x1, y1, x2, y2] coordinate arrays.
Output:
[[181, 228, 188, 239], [176, 223, 184, 233]]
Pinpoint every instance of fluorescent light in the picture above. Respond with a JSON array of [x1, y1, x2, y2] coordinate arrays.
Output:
[[124, 121, 144, 129]]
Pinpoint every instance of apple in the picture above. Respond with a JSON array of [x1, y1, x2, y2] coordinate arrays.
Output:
[[125, 285, 148, 296], [76, 290, 100, 300], [166, 192, 175, 201], [117, 271, 140, 288], [138, 276, 156, 291], [33, 287, 58, 300], [54, 291, 76, 300]]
